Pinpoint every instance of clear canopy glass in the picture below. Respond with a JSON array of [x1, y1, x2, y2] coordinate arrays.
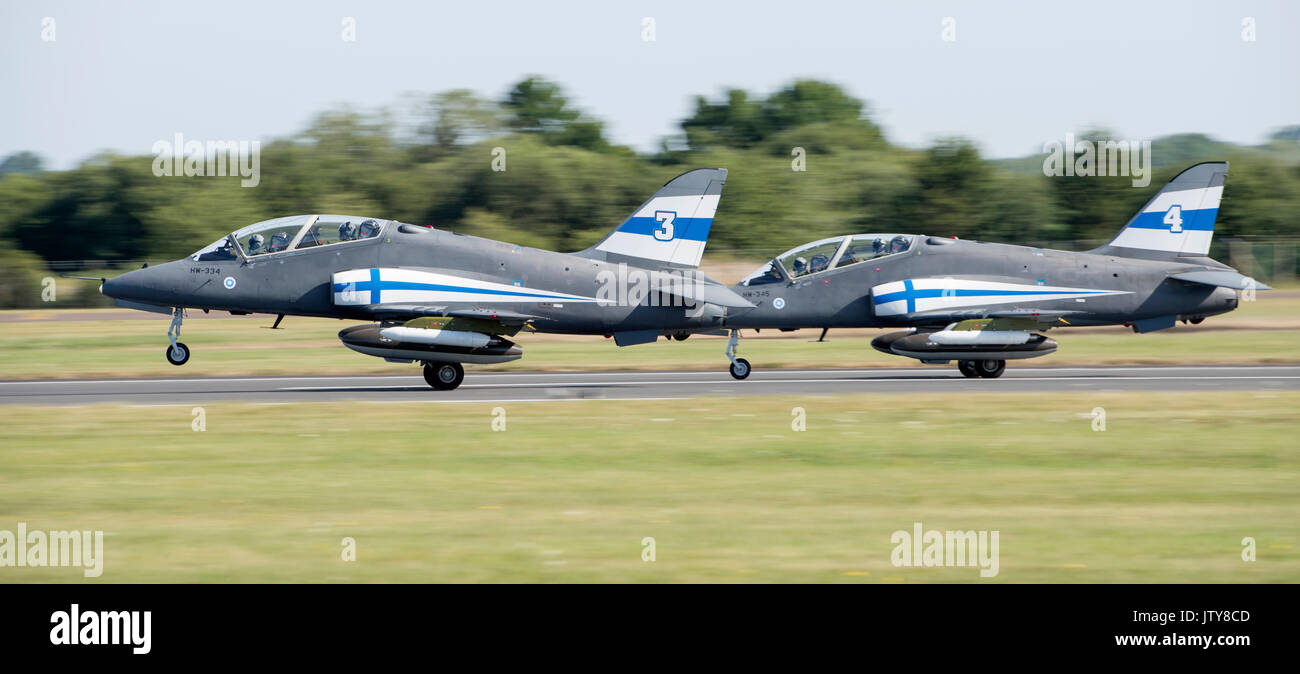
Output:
[[739, 233, 916, 286], [190, 215, 387, 261]]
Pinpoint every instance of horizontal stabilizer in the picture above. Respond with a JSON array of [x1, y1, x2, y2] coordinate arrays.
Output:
[[642, 271, 754, 308], [1168, 270, 1271, 291]]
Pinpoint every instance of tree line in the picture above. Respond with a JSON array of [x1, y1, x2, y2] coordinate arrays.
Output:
[[1, 77, 1296, 306]]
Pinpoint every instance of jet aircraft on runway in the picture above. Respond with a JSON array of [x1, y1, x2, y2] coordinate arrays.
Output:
[[97, 161, 1262, 387], [721, 161, 1267, 378], [99, 168, 750, 389]]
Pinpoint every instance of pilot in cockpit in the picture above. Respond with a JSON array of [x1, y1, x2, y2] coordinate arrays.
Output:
[[339, 221, 356, 241], [269, 231, 291, 252]]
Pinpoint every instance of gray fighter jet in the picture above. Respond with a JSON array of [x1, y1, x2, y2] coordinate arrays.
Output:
[[99, 168, 752, 389], [722, 161, 1267, 379]]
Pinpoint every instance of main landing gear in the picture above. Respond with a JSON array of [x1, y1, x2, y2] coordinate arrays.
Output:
[[165, 308, 190, 366], [957, 359, 1006, 379], [725, 329, 751, 380], [423, 361, 465, 390]]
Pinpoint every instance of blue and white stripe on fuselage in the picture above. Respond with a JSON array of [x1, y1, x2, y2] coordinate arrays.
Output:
[[871, 278, 1130, 317], [1108, 185, 1221, 255], [332, 268, 597, 306], [594, 194, 719, 268]]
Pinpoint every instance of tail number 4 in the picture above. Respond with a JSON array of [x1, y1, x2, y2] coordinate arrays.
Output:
[[1164, 205, 1183, 233], [653, 211, 676, 241]]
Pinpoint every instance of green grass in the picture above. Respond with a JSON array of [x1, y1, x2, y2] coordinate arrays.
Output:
[[0, 392, 1295, 582], [0, 292, 1297, 379]]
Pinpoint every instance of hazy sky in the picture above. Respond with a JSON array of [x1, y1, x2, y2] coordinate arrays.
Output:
[[4, 0, 1297, 169]]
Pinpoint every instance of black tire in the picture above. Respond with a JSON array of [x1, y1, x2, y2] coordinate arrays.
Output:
[[729, 358, 751, 380], [423, 362, 465, 390], [957, 360, 979, 378], [672, 333, 689, 341], [165, 342, 190, 366], [975, 359, 1006, 379]]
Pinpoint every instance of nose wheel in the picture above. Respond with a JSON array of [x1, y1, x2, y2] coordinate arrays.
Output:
[[725, 329, 751, 379], [165, 342, 191, 366], [164, 308, 191, 366], [423, 362, 465, 390]]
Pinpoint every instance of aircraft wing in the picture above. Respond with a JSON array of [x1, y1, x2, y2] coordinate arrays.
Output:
[[900, 308, 1084, 327]]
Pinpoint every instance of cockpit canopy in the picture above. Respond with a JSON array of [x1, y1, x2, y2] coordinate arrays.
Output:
[[191, 215, 389, 261], [739, 234, 916, 286]]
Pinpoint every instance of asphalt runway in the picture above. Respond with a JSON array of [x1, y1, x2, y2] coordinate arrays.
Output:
[[0, 365, 1297, 405]]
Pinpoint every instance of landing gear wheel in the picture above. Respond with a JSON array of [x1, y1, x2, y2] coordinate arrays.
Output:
[[165, 342, 190, 366], [975, 359, 1006, 379], [729, 357, 751, 380], [957, 360, 979, 378], [672, 333, 689, 341], [423, 362, 465, 390]]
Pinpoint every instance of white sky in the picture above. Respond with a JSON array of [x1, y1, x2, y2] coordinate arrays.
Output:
[[3, 0, 1297, 169]]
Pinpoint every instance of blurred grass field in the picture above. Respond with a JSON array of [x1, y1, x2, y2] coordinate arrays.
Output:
[[0, 392, 1295, 583], [0, 291, 1296, 379]]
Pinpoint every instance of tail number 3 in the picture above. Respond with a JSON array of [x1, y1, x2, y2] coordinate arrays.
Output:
[[653, 211, 676, 241]]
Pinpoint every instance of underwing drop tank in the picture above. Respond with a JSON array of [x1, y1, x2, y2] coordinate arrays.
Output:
[[339, 324, 522, 364], [871, 328, 1057, 361]]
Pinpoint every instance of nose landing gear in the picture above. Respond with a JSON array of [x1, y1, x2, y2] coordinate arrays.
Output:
[[725, 329, 751, 380], [165, 308, 191, 366]]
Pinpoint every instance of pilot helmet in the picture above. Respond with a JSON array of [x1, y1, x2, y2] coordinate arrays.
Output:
[[358, 219, 379, 238], [339, 221, 356, 241], [269, 231, 289, 250], [872, 238, 887, 254], [792, 256, 808, 274], [890, 235, 908, 253], [246, 233, 264, 253]]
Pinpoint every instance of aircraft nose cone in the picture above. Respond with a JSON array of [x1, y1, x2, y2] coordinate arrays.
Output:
[[100, 275, 125, 298], [101, 268, 152, 302]]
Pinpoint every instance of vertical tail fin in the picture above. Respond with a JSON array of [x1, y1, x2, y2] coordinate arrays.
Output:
[[579, 168, 726, 269], [1094, 161, 1227, 258]]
